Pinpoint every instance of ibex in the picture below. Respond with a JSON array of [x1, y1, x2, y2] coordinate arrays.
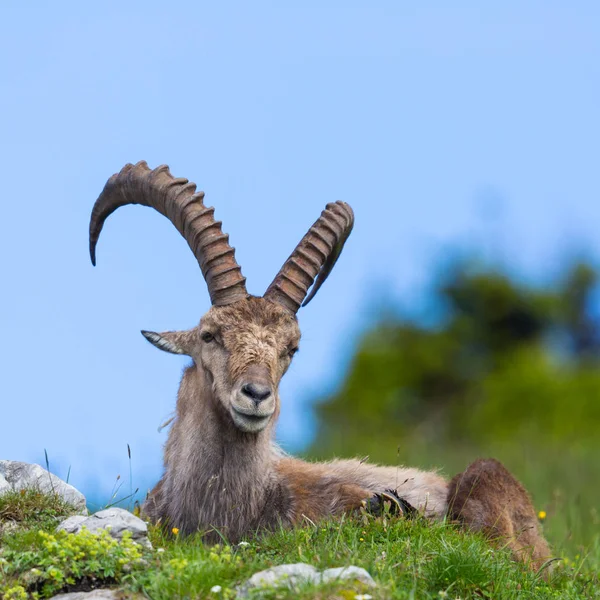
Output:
[[89, 162, 551, 569]]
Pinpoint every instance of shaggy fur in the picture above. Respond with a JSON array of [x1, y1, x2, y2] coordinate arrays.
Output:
[[447, 459, 552, 570]]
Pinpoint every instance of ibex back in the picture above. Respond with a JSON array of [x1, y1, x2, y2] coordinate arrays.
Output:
[[89, 162, 552, 570]]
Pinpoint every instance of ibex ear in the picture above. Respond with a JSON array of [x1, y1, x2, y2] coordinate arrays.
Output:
[[141, 330, 197, 356]]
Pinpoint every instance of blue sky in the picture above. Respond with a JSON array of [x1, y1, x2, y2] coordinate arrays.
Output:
[[1, 2, 599, 504]]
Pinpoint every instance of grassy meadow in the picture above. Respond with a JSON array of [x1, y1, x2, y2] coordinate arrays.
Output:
[[1, 488, 599, 599]]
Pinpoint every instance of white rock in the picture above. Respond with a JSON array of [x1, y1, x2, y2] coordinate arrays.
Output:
[[56, 515, 88, 533], [49, 591, 132, 599], [237, 563, 377, 597], [321, 565, 377, 587], [0, 521, 19, 535], [237, 563, 319, 596], [57, 507, 152, 549], [0, 460, 87, 513]]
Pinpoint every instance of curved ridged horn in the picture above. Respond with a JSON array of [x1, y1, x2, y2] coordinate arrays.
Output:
[[89, 161, 248, 306], [264, 201, 354, 313]]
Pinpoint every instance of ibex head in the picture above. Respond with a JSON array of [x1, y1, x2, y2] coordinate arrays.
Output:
[[90, 162, 353, 433]]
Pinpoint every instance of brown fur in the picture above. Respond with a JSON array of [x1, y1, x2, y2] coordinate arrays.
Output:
[[140, 297, 551, 569], [447, 459, 552, 571]]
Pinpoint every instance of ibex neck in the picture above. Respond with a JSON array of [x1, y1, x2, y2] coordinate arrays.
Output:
[[186, 364, 276, 457], [165, 365, 277, 539]]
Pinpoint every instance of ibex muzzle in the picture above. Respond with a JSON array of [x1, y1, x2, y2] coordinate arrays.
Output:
[[231, 365, 275, 432]]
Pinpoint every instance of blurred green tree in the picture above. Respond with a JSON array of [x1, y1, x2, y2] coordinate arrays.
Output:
[[310, 259, 600, 455]]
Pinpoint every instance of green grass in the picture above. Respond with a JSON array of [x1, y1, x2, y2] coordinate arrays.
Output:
[[0, 489, 79, 531], [1, 490, 599, 599]]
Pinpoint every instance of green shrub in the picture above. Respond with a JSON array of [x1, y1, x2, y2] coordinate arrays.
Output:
[[0, 528, 145, 599]]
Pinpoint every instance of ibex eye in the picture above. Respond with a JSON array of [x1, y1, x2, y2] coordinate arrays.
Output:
[[201, 332, 215, 343], [288, 347, 299, 358]]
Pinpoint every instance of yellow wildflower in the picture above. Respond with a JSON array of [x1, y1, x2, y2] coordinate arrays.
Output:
[[538, 511, 547, 520], [172, 527, 180, 535]]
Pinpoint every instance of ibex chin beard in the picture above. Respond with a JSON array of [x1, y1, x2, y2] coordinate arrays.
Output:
[[230, 406, 273, 433]]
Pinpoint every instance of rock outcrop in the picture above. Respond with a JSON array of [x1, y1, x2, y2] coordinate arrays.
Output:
[[57, 508, 152, 549], [0, 460, 87, 513]]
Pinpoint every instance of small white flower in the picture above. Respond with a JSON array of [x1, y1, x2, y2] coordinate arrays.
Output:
[[355, 595, 373, 600], [210, 585, 223, 594], [237, 541, 250, 547], [157, 548, 165, 553]]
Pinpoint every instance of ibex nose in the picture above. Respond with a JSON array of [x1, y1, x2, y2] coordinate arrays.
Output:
[[241, 382, 272, 405]]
